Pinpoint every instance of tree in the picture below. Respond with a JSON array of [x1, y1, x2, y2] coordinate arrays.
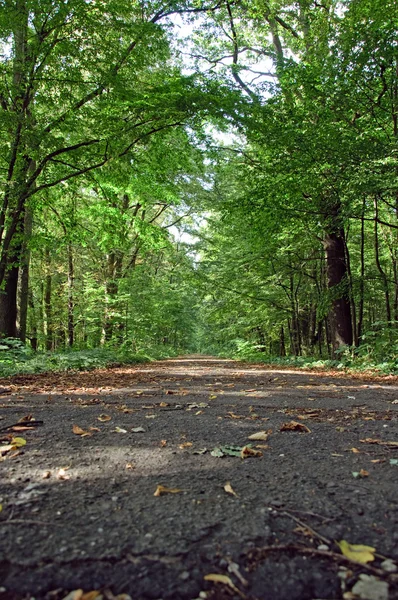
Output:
[[0, 0, 236, 337]]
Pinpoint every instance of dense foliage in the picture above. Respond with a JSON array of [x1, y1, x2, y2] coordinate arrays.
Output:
[[0, 0, 397, 374]]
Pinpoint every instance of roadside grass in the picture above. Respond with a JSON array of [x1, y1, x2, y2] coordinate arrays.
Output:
[[0, 339, 181, 378], [231, 353, 398, 376], [213, 339, 398, 376]]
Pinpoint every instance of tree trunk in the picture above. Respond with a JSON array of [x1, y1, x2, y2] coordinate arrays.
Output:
[[0, 211, 25, 338], [323, 203, 353, 350], [28, 288, 37, 350], [374, 196, 391, 325], [357, 199, 366, 343], [279, 325, 286, 356], [67, 242, 74, 347], [17, 204, 33, 341], [44, 248, 53, 351], [344, 234, 357, 346], [0, 264, 19, 338]]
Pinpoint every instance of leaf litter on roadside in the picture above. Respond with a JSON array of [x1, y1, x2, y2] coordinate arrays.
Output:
[[154, 484, 183, 496], [280, 421, 311, 433], [352, 469, 369, 478], [248, 430, 271, 441], [179, 441, 193, 449], [72, 424, 92, 437], [360, 438, 398, 447], [337, 540, 376, 564], [211, 444, 263, 458], [61, 590, 132, 600], [97, 414, 111, 422], [204, 574, 246, 598], [224, 481, 238, 497], [0, 436, 27, 455]]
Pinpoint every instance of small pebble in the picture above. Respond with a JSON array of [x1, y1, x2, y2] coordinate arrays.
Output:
[[381, 559, 397, 572], [179, 571, 190, 580], [317, 544, 329, 551]]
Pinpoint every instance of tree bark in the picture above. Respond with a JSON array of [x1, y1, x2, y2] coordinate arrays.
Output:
[[17, 205, 33, 341], [357, 199, 366, 343], [324, 230, 353, 349], [0, 264, 19, 338], [0, 209, 25, 338], [44, 248, 53, 351], [374, 196, 391, 325], [67, 242, 74, 347]]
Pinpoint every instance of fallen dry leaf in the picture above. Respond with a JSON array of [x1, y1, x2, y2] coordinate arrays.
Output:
[[226, 412, 243, 419], [81, 591, 102, 600], [0, 437, 27, 455], [18, 414, 34, 423], [42, 470, 51, 479], [72, 425, 91, 437], [293, 525, 314, 539], [360, 438, 398, 447], [57, 468, 70, 480], [97, 414, 111, 422], [280, 421, 311, 433], [224, 482, 238, 497], [204, 574, 244, 598], [160, 439, 167, 447], [240, 446, 263, 459], [351, 447, 360, 454], [159, 402, 169, 407], [297, 412, 319, 420], [337, 540, 375, 564], [247, 431, 269, 441], [61, 590, 84, 600], [154, 485, 183, 497], [179, 442, 193, 449]]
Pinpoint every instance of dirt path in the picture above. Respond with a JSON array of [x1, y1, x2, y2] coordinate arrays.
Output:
[[1, 356, 398, 600]]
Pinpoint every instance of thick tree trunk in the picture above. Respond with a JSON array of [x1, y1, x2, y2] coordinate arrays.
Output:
[[0, 211, 25, 338], [324, 229, 353, 349], [323, 199, 353, 351], [0, 264, 19, 338], [17, 205, 33, 341]]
